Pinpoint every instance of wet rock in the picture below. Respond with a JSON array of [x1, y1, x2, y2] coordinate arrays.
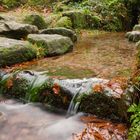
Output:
[[133, 24, 140, 31], [27, 34, 73, 56], [0, 71, 132, 121], [0, 37, 36, 67], [125, 31, 140, 42], [40, 27, 77, 42], [0, 20, 38, 39], [24, 14, 47, 29]]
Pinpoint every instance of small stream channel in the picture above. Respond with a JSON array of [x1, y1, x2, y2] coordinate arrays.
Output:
[[0, 31, 133, 140]]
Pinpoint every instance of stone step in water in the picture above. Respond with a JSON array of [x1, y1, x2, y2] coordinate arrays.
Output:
[[0, 70, 133, 121]]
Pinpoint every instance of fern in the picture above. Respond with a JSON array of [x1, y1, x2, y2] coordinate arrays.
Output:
[[128, 103, 140, 140]]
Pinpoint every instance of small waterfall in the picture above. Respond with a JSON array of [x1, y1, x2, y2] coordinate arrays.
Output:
[[67, 89, 81, 117]]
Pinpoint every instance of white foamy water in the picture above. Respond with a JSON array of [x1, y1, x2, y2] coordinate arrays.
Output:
[[0, 99, 84, 140]]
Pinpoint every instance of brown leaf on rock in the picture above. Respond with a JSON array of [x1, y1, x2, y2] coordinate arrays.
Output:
[[6, 78, 13, 89], [93, 84, 104, 93], [52, 83, 60, 95]]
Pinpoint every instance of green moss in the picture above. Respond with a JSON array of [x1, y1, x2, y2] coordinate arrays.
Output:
[[45, 14, 62, 28], [2, 0, 24, 8], [79, 92, 128, 121], [0, 44, 37, 67], [24, 14, 47, 29], [63, 10, 86, 28], [55, 16, 72, 29], [47, 66, 95, 79]]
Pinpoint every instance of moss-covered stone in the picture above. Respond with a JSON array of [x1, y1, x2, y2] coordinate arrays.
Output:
[[79, 93, 129, 121], [126, 31, 140, 42], [133, 24, 140, 31], [62, 10, 86, 28], [40, 27, 77, 42], [62, 10, 101, 29], [0, 20, 38, 39], [0, 71, 72, 109], [27, 34, 73, 56], [55, 16, 72, 29], [24, 14, 48, 29], [0, 71, 133, 121], [45, 14, 62, 28], [0, 37, 37, 67]]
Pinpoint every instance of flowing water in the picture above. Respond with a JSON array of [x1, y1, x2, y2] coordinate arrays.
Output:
[[0, 31, 134, 139], [4, 31, 136, 79], [0, 97, 85, 140]]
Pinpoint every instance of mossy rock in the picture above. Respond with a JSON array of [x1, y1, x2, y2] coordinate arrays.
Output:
[[125, 31, 140, 42], [27, 34, 73, 56], [79, 93, 129, 121], [62, 10, 100, 29], [0, 71, 72, 109], [45, 14, 62, 28], [0, 20, 38, 39], [133, 24, 140, 31], [62, 10, 86, 28], [0, 71, 133, 121], [24, 14, 48, 29], [0, 37, 36, 67], [55, 16, 72, 29], [136, 42, 140, 68], [40, 27, 77, 42]]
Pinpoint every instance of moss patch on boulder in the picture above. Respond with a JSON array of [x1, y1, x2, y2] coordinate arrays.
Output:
[[55, 16, 72, 29], [0, 37, 36, 67], [40, 27, 77, 42], [24, 14, 48, 29], [27, 34, 73, 56]]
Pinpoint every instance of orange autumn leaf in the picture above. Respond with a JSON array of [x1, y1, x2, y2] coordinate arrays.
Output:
[[6, 78, 13, 89], [93, 84, 104, 93], [52, 83, 60, 95]]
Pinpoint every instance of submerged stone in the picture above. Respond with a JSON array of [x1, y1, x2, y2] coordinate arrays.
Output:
[[40, 27, 77, 42], [0, 20, 38, 39], [27, 34, 73, 56], [0, 37, 36, 67]]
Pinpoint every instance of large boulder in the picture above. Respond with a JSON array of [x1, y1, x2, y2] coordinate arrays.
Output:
[[40, 27, 77, 42], [0, 37, 36, 67], [0, 20, 38, 39], [125, 31, 140, 42], [27, 34, 73, 56], [0, 70, 132, 121], [24, 14, 48, 29]]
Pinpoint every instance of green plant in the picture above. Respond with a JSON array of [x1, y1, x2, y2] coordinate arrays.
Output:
[[128, 103, 140, 140]]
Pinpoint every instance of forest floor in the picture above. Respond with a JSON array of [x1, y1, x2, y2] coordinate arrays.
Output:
[[3, 30, 137, 80]]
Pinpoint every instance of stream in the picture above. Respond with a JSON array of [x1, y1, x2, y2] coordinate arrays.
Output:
[[0, 31, 133, 140]]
